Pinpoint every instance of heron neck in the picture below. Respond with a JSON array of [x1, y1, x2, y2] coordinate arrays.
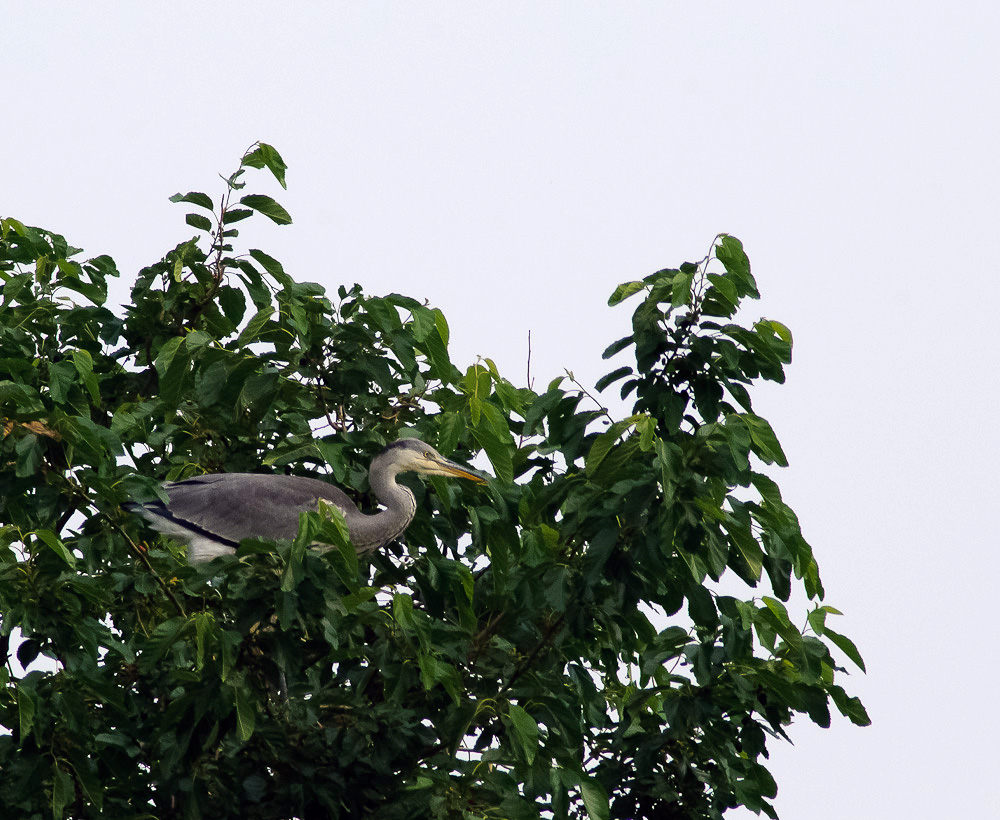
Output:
[[348, 459, 416, 552]]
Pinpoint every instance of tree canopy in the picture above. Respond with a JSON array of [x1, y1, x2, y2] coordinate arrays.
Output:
[[0, 144, 868, 819]]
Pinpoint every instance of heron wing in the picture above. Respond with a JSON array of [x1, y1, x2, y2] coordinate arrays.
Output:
[[137, 473, 357, 545]]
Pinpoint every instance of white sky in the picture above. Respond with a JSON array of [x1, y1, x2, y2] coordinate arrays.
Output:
[[5, 4, 999, 818]]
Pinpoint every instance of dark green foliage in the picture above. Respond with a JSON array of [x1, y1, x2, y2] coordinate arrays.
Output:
[[0, 144, 867, 819]]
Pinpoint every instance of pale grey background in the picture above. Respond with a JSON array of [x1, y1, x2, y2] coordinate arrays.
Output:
[[4, 4, 997, 817]]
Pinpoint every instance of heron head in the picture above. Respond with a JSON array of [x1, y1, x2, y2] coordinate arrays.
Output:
[[385, 438, 487, 483]]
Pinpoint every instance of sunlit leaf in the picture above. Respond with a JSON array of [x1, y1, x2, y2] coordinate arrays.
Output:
[[507, 704, 539, 764], [235, 305, 274, 346], [242, 142, 288, 189], [34, 529, 76, 567], [608, 280, 644, 306]]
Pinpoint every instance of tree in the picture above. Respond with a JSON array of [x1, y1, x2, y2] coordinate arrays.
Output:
[[0, 144, 868, 820]]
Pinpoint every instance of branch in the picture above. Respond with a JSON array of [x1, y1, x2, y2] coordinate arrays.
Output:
[[117, 523, 186, 617], [499, 610, 567, 697]]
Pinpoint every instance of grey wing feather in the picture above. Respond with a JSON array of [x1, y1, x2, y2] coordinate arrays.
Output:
[[138, 473, 356, 544]]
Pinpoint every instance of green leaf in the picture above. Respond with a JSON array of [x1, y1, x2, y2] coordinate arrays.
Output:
[[242, 142, 288, 189], [169, 191, 214, 210], [586, 420, 632, 478], [218, 285, 247, 326], [152, 335, 189, 408], [222, 207, 254, 224], [185, 213, 213, 232], [66, 752, 104, 811], [803, 556, 825, 600], [184, 329, 213, 350], [279, 541, 304, 593], [247, 248, 291, 284], [595, 365, 632, 393], [49, 362, 79, 404], [757, 597, 803, 650], [437, 411, 465, 456], [71, 348, 100, 402], [433, 307, 450, 347], [602, 334, 634, 359], [716, 234, 759, 297], [470, 424, 513, 485], [671, 270, 694, 307], [762, 596, 791, 626], [18, 682, 37, 738], [15, 433, 43, 477], [742, 413, 789, 466], [59, 413, 124, 459], [687, 585, 718, 628], [139, 617, 191, 671], [240, 194, 292, 225], [193, 612, 214, 671], [608, 280, 644, 306], [829, 684, 871, 726], [34, 530, 76, 567], [419, 307, 454, 379], [706, 271, 738, 304], [392, 592, 416, 630], [316, 504, 359, 588], [762, 318, 792, 345], [722, 507, 763, 583], [0, 271, 32, 307], [235, 306, 274, 346], [416, 652, 462, 704], [51, 763, 73, 819], [807, 604, 841, 635], [824, 626, 867, 672], [722, 415, 751, 472], [235, 686, 256, 741], [261, 442, 321, 467], [507, 704, 539, 765], [580, 776, 610, 820]]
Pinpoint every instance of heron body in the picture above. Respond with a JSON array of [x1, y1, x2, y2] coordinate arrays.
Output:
[[125, 438, 485, 563]]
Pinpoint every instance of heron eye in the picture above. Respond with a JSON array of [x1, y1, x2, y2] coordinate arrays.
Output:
[[424, 451, 433, 459]]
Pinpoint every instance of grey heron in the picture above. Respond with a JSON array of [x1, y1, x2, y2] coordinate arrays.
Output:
[[125, 438, 487, 562]]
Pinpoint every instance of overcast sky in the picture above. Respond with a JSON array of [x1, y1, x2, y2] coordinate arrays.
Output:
[[5, 4, 999, 817]]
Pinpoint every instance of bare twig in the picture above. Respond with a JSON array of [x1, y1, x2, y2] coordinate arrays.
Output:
[[526, 329, 534, 392], [563, 371, 615, 425], [117, 524, 187, 617], [468, 610, 506, 664], [499, 610, 568, 697]]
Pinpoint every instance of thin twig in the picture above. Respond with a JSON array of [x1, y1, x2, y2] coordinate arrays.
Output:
[[499, 610, 567, 697], [526, 329, 534, 392], [564, 372, 615, 425], [118, 524, 187, 617], [468, 610, 506, 664]]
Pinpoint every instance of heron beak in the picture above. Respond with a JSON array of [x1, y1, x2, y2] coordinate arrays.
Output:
[[430, 457, 488, 483]]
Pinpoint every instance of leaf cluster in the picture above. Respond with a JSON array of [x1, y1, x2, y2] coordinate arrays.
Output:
[[0, 147, 867, 819]]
